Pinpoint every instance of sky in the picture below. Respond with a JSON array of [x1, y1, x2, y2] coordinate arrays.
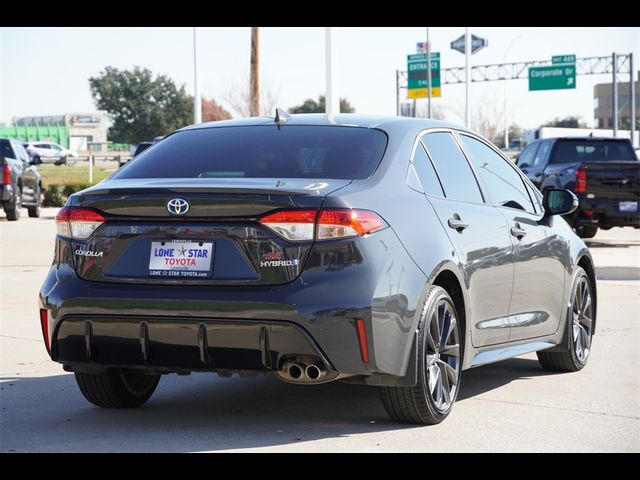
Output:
[[1, 27, 638, 131]]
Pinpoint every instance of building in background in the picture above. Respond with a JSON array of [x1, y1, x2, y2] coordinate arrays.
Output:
[[11, 111, 109, 151], [594, 73, 639, 132]]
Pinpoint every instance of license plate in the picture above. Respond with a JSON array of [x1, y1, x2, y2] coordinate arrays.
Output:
[[619, 201, 638, 213], [149, 241, 213, 278]]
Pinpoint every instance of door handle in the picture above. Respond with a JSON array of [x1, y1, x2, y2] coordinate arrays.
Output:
[[511, 226, 527, 239], [448, 217, 468, 232]]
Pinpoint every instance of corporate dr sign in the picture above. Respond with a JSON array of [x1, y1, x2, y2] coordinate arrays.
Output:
[[149, 240, 213, 278]]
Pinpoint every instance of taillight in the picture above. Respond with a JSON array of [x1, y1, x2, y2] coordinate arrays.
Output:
[[40, 309, 50, 354], [259, 210, 317, 241], [259, 209, 388, 242], [2, 163, 10, 185], [576, 167, 587, 193], [317, 209, 387, 240], [56, 207, 105, 239]]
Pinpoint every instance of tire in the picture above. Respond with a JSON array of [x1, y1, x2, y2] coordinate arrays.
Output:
[[576, 225, 598, 239], [537, 267, 594, 372], [3, 188, 22, 221], [28, 185, 42, 218], [379, 286, 462, 425], [75, 369, 160, 408]]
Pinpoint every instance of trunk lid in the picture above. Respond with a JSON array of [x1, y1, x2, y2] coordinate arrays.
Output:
[[68, 178, 350, 285]]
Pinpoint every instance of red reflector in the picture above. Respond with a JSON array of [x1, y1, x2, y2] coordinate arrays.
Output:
[[576, 168, 587, 193], [40, 309, 50, 354], [2, 163, 10, 185], [355, 318, 369, 363], [583, 209, 594, 217]]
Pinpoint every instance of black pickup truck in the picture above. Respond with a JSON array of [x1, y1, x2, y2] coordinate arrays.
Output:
[[1, 138, 42, 221], [516, 137, 639, 238]]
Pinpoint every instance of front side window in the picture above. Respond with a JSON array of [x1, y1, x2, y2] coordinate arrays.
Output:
[[458, 134, 535, 213], [532, 141, 551, 167], [516, 143, 539, 168], [421, 132, 483, 203], [113, 126, 388, 180]]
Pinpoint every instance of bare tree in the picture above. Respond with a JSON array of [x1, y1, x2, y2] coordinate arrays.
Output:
[[223, 78, 281, 118], [448, 91, 505, 144], [415, 102, 448, 120]]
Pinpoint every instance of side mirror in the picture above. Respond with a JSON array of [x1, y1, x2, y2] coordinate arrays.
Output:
[[518, 162, 530, 169], [543, 188, 578, 216]]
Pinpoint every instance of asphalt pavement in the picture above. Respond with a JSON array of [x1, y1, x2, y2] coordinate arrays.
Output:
[[1, 208, 638, 452]]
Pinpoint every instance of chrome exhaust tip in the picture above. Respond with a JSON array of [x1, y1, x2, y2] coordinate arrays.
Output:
[[286, 363, 304, 379], [305, 364, 325, 381]]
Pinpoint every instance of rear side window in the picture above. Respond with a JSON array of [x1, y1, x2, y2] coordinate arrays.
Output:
[[410, 143, 444, 196], [0, 140, 14, 159], [516, 143, 539, 168], [113, 125, 388, 180], [532, 141, 551, 167], [421, 132, 483, 203], [550, 140, 637, 164]]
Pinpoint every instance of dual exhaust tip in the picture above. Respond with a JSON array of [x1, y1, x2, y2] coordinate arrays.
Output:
[[285, 362, 325, 382]]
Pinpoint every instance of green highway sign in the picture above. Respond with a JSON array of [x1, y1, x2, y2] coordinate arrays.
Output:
[[552, 54, 576, 65], [407, 52, 441, 98], [529, 65, 576, 91]]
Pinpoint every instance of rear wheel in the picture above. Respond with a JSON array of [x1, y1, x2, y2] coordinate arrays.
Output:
[[576, 225, 598, 239], [75, 369, 160, 408], [4, 188, 21, 221], [537, 267, 594, 372], [28, 185, 42, 218], [379, 286, 462, 424]]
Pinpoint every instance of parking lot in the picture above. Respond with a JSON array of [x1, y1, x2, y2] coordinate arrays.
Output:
[[0, 209, 638, 452]]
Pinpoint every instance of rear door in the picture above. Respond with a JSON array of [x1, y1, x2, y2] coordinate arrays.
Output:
[[419, 131, 514, 347], [457, 133, 566, 342]]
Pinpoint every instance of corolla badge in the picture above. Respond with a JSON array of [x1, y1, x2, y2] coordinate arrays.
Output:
[[167, 198, 190, 215]]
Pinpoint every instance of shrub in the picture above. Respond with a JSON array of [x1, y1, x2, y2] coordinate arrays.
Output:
[[43, 183, 92, 207]]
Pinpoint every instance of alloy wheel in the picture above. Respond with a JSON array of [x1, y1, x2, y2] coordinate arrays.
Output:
[[572, 275, 593, 363], [425, 299, 461, 412]]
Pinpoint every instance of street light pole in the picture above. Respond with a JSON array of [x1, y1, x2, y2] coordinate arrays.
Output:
[[503, 35, 521, 149], [612, 52, 618, 136], [426, 27, 432, 118], [325, 27, 339, 115], [465, 27, 471, 128], [193, 27, 202, 124]]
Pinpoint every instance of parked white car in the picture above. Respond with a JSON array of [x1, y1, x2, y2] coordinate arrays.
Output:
[[26, 142, 78, 165]]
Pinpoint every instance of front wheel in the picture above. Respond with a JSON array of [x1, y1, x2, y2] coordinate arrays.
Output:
[[75, 369, 160, 408], [379, 286, 462, 424], [537, 267, 594, 372]]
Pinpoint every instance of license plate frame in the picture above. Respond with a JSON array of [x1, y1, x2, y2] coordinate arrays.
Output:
[[619, 201, 638, 213], [148, 240, 214, 278]]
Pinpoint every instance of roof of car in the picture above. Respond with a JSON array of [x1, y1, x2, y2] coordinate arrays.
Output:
[[180, 113, 469, 134], [534, 137, 632, 142]]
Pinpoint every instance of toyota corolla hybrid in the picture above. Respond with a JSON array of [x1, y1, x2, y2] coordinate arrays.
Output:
[[39, 113, 596, 424]]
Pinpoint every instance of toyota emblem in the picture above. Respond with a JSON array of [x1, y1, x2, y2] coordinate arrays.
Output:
[[166, 198, 190, 215]]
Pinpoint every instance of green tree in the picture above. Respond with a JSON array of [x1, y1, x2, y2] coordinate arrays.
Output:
[[89, 66, 193, 143], [543, 116, 587, 128], [289, 95, 355, 113]]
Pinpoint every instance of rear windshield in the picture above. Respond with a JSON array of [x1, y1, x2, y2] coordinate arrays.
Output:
[[551, 140, 636, 163], [113, 125, 388, 180]]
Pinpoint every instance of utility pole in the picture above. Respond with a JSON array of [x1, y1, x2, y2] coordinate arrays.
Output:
[[325, 27, 339, 115], [612, 52, 618, 136], [465, 27, 471, 128], [193, 27, 202, 124], [426, 27, 432, 118], [250, 27, 260, 117]]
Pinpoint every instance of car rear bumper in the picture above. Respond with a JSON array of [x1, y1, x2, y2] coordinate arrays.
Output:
[[39, 229, 427, 383], [575, 198, 640, 228]]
